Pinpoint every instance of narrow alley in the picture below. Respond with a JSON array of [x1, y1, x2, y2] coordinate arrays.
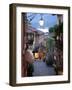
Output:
[[33, 60, 56, 76]]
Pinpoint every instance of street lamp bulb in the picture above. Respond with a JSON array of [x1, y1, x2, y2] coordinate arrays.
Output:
[[39, 19, 44, 26]]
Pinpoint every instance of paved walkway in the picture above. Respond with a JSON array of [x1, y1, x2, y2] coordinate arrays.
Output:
[[33, 60, 56, 76]]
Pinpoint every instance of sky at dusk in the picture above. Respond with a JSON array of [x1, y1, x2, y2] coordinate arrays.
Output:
[[27, 13, 57, 33]]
